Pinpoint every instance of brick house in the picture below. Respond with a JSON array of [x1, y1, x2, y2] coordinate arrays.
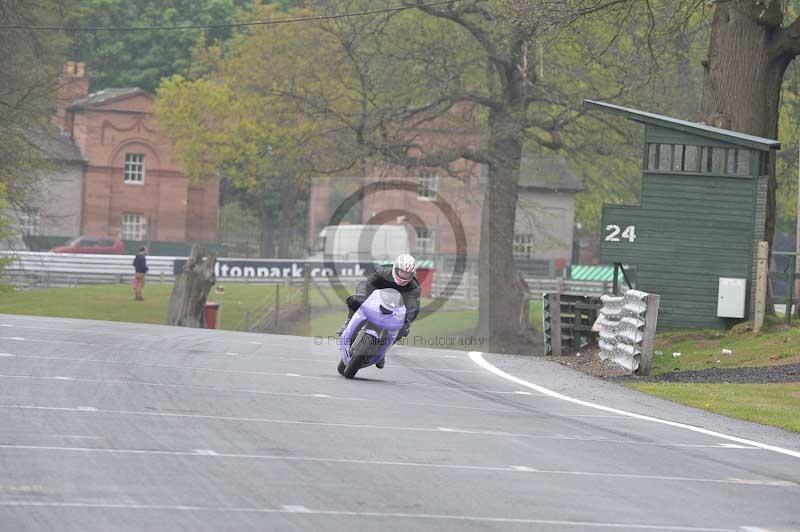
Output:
[[51, 62, 218, 243], [307, 106, 582, 276]]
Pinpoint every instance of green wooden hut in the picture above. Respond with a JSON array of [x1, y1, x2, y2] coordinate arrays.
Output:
[[584, 100, 781, 330]]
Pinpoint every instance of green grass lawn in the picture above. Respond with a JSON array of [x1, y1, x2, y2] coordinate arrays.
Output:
[[0, 283, 304, 332], [629, 382, 800, 433], [652, 318, 800, 375], [0, 284, 491, 346], [624, 318, 800, 432]]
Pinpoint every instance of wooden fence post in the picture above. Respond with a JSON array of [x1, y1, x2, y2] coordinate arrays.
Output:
[[550, 293, 562, 357], [754, 241, 769, 334]]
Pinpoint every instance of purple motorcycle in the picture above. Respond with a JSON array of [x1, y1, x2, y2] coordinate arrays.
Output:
[[338, 288, 406, 379]]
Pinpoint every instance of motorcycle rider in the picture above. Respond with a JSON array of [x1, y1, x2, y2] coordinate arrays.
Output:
[[337, 253, 420, 368]]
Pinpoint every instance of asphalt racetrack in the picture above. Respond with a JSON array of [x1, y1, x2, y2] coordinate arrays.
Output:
[[0, 314, 798, 531]]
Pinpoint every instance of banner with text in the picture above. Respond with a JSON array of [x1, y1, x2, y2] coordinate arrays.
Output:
[[172, 259, 377, 280]]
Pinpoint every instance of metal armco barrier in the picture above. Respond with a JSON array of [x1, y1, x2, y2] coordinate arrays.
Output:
[[595, 289, 660, 375], [543, 293, 602, 356]]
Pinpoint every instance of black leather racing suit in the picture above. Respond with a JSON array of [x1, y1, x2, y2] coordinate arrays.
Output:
[[346, 265, 420, 339]]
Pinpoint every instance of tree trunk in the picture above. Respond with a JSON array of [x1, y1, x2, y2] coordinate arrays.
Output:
[[476, 109, 525, 351], [167, 245, 217, 328], [702, 1, 792, 310]]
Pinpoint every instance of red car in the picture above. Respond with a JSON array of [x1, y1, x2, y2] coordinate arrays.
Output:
[[51, 236, 124, 254]]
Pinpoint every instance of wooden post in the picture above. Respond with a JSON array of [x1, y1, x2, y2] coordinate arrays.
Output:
[[550, 292, 562, 357], [637, 294, 660, 376], [274, 284, 281, 329], [754, 241, 769, 333], [302, 262, 310, 310]]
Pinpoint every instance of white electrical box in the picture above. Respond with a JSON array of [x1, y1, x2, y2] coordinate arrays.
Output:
[[717, 277, 747, 318]]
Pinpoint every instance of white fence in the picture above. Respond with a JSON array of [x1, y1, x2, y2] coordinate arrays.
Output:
[[0, 252, 178, 288], [1, 252, 613, 300]]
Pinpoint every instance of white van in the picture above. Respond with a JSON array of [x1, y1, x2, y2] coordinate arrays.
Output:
[[311, 224, 410, 262]]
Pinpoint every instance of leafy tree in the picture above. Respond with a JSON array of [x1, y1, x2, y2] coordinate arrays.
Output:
[[1, 0, 70, 216], [158, 0, 676, 349], [519, 0, 800, 282], [66, 0, 248, 92]]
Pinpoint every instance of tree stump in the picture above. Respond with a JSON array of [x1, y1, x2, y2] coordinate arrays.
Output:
[[167, 245, 217, 328]]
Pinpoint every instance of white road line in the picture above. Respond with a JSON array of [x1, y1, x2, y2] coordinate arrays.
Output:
[[469, 351, 800, 460], [280, 505, 311, 513], [193, 449, 218, 456], [0, 501, 741, 530], [0, 404, 770, 449], [484, 390, 547, 396], [0, 323, 472, 359], [0, 443, 792, 488], [0, 374, 517, 414], [0, 353, 482, 384]]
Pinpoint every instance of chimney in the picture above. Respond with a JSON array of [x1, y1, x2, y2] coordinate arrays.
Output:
[[54, 61, 89, 134]]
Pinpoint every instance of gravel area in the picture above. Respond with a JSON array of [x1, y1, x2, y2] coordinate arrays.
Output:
[[614, 363, 800, 384], [552, 347, 800, 384]]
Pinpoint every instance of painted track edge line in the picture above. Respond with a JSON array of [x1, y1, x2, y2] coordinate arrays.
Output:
[[468, 351, 800, 460]]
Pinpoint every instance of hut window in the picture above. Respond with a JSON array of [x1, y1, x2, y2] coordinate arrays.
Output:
[[647, 144, 658, 170], [683, 145, 700, 172], [672, 145, 684, 171], [658, 144, 672, 170], [736, 149, 752, 176]]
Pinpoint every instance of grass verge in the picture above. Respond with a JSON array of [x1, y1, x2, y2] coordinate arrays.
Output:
[[628, 382, 800, 433], [622, 318, 800, 432], [652, 317, 800, 375], [0, 284, 490, 347]]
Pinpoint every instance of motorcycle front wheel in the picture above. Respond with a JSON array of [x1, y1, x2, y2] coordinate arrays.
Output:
[[343, 330, 380, 379]]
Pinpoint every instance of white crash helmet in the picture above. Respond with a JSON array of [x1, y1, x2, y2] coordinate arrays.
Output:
[[392, 254, 417, 286]]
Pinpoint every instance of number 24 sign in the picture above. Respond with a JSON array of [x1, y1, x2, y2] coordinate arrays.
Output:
[[604, 224, 637, 243]]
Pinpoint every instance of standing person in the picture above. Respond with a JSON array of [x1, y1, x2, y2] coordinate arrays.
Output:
[[132, 246, 149, 301]]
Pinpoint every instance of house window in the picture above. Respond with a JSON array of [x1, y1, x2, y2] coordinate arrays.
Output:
[[415, 227, 434, 255], [513, 234, 534, 258], [418, 172, 437, 199], [19, 210, 41, 236], [121, 213, 146, 240], [124, 153, 145, 184]]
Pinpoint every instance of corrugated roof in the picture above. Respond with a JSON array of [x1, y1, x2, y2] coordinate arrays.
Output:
[[519, 155, 583, 192], [569, 265, 624, 282], [584, 100, 780, 151], [68, 87, 149, 110]]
